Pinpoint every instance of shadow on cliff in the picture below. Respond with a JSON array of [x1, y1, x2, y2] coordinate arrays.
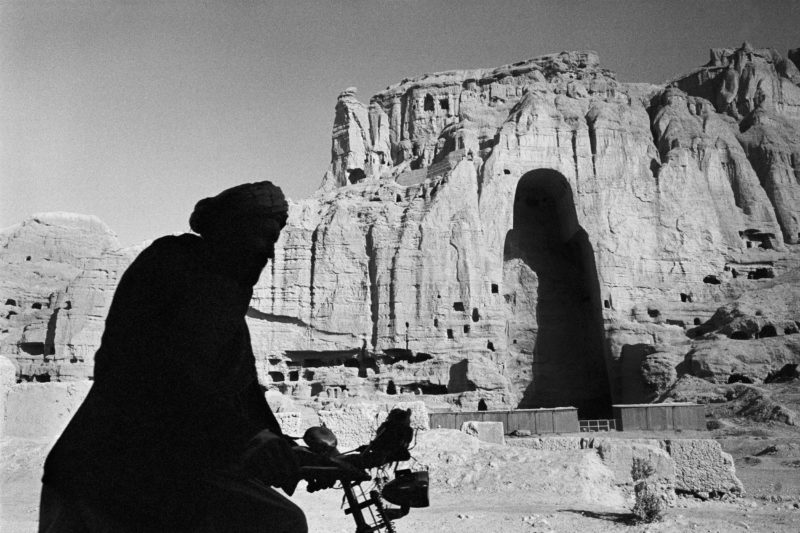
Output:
[[504, 169, 612, 419]]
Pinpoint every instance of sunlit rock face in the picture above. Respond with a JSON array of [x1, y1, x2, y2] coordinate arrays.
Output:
[[0, 214, 139, 381], [2, 46, 799, 418]]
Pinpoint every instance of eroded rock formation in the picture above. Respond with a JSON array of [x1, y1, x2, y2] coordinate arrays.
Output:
[[2, 45, 800, 419]]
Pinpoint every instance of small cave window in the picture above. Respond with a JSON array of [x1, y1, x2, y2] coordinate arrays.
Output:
[[433, 318, 439, 328], [694, 318, 702, 326], [512, 339, 517, 344], [347, 169, 366, 184], [396, 194, 402, 202], [491, 283, 499, 294], [603, 300, 610, 309], [5, 299, 16, 306], [424, 94, 435, 112], [731, 269, 739, 278], [759, 324, 777, 338], [303, 370, 315, 380], [6, 310, 17, 318], [31, 302, 42, 310], [268, 358, 281, 366], [729, 330, 752, 340], [289, 370, 299, 382], [503, 169, 511, 175], [784, 325, 799, 335], [647, 308, 660, 318], [703, 275, 721, 285], [26, 256, 31, 261], [471, 308, 480, 322], [386, 380, 397, 395], [64, 301, 72, 310], [439, 98, 449, 111], [20, 342, 44, 355], [447, 328, 454, 339], [34, 374, 51, 383], [463, 325, 470, 334], [680, 293, 692, 303], [453, 302, 465, 312], [405, 322, 409, 328], [269, 371, 285, 382], [487, 341, 495, 352], [748, 268, 774, 280]]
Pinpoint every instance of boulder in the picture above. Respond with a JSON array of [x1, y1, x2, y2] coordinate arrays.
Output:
[[274, 412, 304, 437], [461, 421, 505, 444], [666, 439, 744, 495], [594, 438, 678, 504], [317, 403, 384, 450], [389, 400, 430, 431]]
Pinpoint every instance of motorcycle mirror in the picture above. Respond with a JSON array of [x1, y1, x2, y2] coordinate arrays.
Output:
[[302, 426, 339, 457]]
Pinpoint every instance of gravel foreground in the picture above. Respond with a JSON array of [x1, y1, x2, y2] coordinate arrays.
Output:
[[4, 434, 800, 533]]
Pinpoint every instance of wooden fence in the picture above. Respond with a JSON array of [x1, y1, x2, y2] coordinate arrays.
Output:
[[429, 407, 579, 434], [612, 403, 706, 431]]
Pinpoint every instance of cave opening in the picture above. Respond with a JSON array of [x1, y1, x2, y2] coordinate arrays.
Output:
[[503, 168, 612, 418]]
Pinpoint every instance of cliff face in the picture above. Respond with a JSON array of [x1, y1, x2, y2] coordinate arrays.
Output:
[[2, 45, 799, 416]]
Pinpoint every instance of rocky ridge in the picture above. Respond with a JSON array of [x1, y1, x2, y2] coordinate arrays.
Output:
[[2, 44, 800, 419]]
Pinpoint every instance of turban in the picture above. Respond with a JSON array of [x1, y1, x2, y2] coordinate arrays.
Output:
[[189, 181, 288, 238]]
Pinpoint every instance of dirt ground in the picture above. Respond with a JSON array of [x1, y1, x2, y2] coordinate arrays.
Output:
[[3, 435, 800, 533], [3, 381, 800, 532]]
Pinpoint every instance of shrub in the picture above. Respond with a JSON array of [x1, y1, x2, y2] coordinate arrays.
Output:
[[631, 457, 665, 523]]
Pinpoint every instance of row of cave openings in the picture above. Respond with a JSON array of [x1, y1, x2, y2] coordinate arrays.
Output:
[[420, 93, 453, 116], [265, 350, 447, 396], [4, 298, 72, 320]]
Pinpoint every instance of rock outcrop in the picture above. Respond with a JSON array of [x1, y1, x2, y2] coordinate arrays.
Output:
[[507, 434, 742, 497], [2, 45, 800, 420], [0, 213, 142, 381]]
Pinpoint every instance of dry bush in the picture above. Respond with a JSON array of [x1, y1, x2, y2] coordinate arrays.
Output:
[[631, 457, 665, 523]]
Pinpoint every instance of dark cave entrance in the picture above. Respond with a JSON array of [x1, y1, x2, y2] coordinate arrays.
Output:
[[504, 169, 612, 418]]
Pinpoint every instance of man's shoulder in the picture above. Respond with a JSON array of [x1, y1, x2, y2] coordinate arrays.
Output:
[[130, 233, 204, 272], [147, 233, 203, 253]]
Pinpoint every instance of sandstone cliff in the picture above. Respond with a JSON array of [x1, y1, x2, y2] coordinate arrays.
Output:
[[2, 45, 799, 418]]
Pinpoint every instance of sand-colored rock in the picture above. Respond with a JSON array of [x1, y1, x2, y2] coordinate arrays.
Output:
[[3, 381, 91, 439], [461, 420, 505, 444], [274, 412, 304, 437], [408, 429, 626, 506], [314, 400, 429, 449], [0, 356, 17, 437], [594, 438, 676, 485], [667, 438, 744, 495]]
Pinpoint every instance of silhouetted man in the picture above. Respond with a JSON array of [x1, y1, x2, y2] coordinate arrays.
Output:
[[39, 182, 307, 532]]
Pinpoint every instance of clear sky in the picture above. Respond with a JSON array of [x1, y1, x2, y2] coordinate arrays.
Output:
[[2, 0, 798, 245]]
